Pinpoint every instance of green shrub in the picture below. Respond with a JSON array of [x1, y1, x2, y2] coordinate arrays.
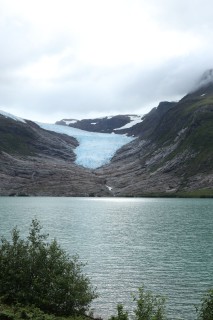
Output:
[[0, 219, 97, 316], [133, 286, 167, 320], [109, 286, 166, 320], [109, 304, 129, 320], [196, 289, 213, 320]]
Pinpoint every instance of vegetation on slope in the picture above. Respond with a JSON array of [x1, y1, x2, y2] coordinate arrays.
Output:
[[141, 85, 213, 177], [0, 117, 36, 155]]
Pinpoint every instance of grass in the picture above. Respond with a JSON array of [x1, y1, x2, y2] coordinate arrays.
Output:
[[175, 189, 213, 198], [131, 189, 213, 198], [0, 133, 34, 155], [147, 100, 213, 177], [184, 95, 213, 113]]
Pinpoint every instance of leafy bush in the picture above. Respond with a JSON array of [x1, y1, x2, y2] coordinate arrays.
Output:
[[196, 289, 213, 320], [109, 286, 167, 320], [109, 304, 129, 320], [0, 219, 97, 316], [133, 286, 167, 320]]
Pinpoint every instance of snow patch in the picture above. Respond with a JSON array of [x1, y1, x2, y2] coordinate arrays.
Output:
[[63, 120, 77, 125], [37, 123, 134, 169], [91, 122, 97, 125], [114, 115, 143, 130], [0, 110, 26, 123], [200, 93, 206, 97]]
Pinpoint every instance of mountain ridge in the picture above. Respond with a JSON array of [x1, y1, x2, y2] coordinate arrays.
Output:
[[96, 81, 213, 197], [0, 71, 212, 197]]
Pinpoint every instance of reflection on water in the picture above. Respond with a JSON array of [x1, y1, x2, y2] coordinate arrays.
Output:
[[0, 197, 212, 319]]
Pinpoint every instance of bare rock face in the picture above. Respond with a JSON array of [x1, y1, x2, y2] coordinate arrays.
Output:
[[0, 152, 110, 197], [96, 137, 212, 197]]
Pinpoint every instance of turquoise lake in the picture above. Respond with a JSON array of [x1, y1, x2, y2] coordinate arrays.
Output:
[[0, 197, 212, 319]]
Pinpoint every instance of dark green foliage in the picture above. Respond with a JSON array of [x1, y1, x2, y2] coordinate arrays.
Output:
[[0, 303, 87, 320], [196, 289, 213, 320], [0, 220, 97, 316]]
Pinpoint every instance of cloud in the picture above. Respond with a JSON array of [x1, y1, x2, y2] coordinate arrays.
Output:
[[0, 0, 213, 122]]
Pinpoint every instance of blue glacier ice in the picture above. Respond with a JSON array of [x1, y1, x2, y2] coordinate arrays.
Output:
[[38, 123, 134, 169]]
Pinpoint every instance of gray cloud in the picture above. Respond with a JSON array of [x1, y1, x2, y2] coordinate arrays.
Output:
[[0, 0, 213, 122], [147, 0, 213, 32]]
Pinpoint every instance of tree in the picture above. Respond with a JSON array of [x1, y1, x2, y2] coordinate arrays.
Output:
[[133, 286, 167, 320], [109, 286, 167, 320], [196, 289, 213, 320], [109, 304, 129, 320], [0, 219, 97, 316]]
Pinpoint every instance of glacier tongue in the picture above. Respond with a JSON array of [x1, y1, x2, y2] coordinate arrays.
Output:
[[38, 123, 134, 169]]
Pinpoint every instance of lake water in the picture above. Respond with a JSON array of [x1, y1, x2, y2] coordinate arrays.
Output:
[[0, 197, 212, 319]]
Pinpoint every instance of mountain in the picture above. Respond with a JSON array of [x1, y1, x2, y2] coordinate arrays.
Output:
[[0, 71, 212, 197], [56, 114, 144, 135], [56, 102, 176, 138], [97, 80, 213, 197], [0, 112, 110, 196]]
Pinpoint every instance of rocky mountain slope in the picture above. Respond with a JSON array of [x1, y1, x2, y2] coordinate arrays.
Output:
[[0, 71, 212, 197], [97, 81, 213, 197], [0, 115, 109, 196]]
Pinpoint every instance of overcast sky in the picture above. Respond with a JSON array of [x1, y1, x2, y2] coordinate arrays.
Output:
[[0, 0, 213, 122]]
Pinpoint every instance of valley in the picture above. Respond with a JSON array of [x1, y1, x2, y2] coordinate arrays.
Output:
[[0, 72, 212, 197]]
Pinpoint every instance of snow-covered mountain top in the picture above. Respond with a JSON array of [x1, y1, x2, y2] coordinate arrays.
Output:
[[56, 114, 143, 135], [114, 115, 143, 130], [38, 122, 134, 169], [62, 119, 78, 125], [0, 110, 26, 123]]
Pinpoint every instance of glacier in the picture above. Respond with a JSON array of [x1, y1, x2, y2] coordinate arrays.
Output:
[[38, 123, 134, 169]]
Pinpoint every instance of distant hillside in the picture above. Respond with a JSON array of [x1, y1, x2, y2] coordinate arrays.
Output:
[[56, 103, 177, 138], [56, 114, 144, 135]]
